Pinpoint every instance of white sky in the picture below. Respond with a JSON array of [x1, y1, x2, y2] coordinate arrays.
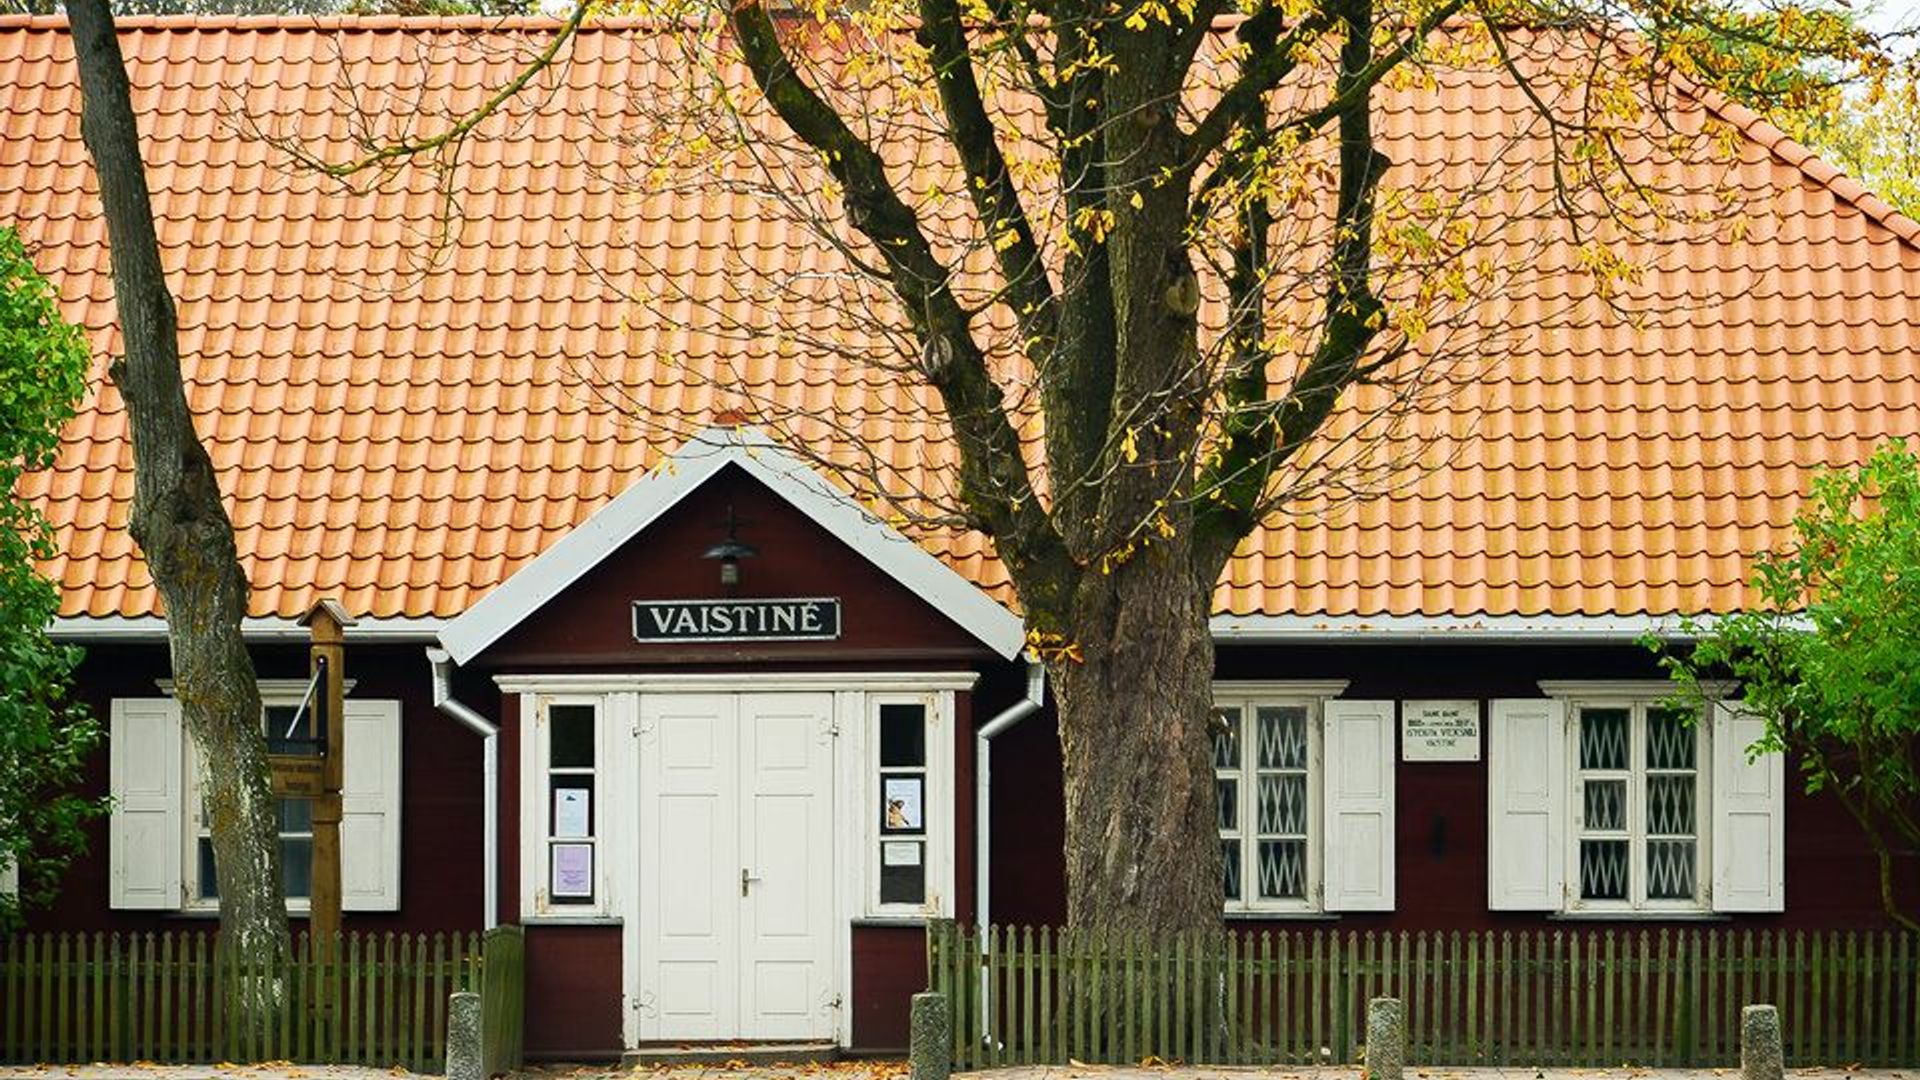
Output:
[[1863, 0, 1920, 36]]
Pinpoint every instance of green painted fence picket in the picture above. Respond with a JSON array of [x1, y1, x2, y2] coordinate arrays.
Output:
[[0, 930, 483, 1072], [927, 921, 1920, 1070]]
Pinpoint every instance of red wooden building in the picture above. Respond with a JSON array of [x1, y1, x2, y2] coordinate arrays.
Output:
[[3, 14, 1918, 1059]]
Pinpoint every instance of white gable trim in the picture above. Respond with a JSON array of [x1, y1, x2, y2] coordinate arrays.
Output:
[[438, 427, 1026, 663]]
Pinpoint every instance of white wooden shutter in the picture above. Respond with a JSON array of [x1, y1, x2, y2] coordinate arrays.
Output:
[[1322, 700, 1395, 911], [1488, 698, 1566, 910], [1711, 702, 1785, 912], [342, 699, 403, 911], [109, 698, 184, 910]]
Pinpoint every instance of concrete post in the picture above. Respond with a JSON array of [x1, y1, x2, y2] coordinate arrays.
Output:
[[1365, 997, 1406, 1080], [1742, 1004, 1785, 1080], [910, 991, 952, 1080], [447, 991, 483, 1080]]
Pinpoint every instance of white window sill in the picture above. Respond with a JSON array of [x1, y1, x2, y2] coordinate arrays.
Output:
[[1550, 910, 1727, 922], [520, 914, 623, 926], [1225, 909, 1339, 922], [853, 915, 939, 928]]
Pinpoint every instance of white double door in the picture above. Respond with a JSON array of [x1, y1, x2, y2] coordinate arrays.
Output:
[[635, 692, 837, 1041]]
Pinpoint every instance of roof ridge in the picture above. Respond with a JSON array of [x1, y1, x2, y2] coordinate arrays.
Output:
[[1679, 75, 1920, 252]]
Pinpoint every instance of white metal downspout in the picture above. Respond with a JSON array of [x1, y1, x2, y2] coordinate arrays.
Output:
[[428, 647, 500, 931], [975, 661, 1045, 1045]]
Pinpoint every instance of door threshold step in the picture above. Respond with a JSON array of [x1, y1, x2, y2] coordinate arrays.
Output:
[[621, 1042, 840, 1066]]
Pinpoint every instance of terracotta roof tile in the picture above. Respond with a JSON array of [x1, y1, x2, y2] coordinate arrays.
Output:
[[7, 15, 1920, 621]]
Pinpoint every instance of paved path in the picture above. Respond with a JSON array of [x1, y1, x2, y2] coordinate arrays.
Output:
[[4, 1064, 1912, 1080], [0, 1064, 911, 1080], [950, 1069, 1917, 1080]]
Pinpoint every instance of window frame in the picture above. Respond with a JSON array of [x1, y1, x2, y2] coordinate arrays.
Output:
[[523, 693, 617, 920], [1544, 682, 1713, 915], [1212, 680, 1347, 916], [178, 679, 353, 915], [862, 691, 953, 920]]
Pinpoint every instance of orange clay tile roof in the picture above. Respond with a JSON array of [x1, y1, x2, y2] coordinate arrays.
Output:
[[6, 15, 1920, 623]]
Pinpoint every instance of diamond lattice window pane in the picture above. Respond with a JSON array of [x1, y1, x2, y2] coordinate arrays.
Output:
[[1580, 838, 1629, 900], [1584, 779, 1627, 831], [1648, 709, 1696, 770], [1217, 777, 1239, 832], [1221, 839, 1241, 901], [1580, 709, 1630, 770], [1258, 773, 1307, 835], [1256, 707, 1308, 770], [1647, 774, 1695, 835], [1647, 839, 1696, 900], [1257, 839, 1307, 899], [1214, 709, 1240, 769]]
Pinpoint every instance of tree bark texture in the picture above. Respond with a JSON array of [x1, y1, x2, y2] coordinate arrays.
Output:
[[1052, 546, 1223, 934], [66, 0, 290, 1014]]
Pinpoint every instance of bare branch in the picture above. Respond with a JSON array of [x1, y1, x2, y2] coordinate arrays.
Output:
[[728, 2, 1072, 610]]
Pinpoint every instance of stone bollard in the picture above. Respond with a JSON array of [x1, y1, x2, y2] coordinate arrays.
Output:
[[447, 991, 483, 1080], [1365, 997, 1406, 1080], [909, 991, 952, 1080], [1742, 1004, 1785, 1080]]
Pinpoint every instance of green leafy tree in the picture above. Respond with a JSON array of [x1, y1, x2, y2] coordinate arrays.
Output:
[[1655, 444, 1920, 930], [0, 226, 101, 931]]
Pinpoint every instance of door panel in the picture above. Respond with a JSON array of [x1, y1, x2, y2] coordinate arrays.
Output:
[[638, 694, 739, 1040], [739, 694, 836, 1038], [636, 692, 835, 1042]]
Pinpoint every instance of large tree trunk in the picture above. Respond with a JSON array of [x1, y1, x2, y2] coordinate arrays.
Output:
[[67, 0, 290, 1025], [1052, 545, 1223, 935]]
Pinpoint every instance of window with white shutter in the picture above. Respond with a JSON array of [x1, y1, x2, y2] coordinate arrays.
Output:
[[1487, 699, 1565, 910], [108, 699, 184, 910], [1567, 702, 1706, 913], [1514, 683, 1786, 917], [341, 699, 403, 911], [1710, 703, 1785, 912], [114, 689, 402, 913], [1322, 700, 1396, 911], [1213, 682, 1370, 915]]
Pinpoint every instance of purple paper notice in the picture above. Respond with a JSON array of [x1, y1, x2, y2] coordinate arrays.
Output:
[[551, 843, 593, 898]]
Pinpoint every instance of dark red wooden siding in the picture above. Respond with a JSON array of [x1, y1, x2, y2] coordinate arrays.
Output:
[[483, 465, 996, 669], [524, 925, 625, 1059], [851, 924, 926, 1051], [990, 642, 1918, 931], [23, 641, 489, 934]]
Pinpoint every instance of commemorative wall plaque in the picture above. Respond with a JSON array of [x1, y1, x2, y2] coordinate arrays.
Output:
[[1400, 699, 1481, 761]]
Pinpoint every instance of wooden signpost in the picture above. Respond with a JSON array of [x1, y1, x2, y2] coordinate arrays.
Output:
[[270, 599, 352, 949]]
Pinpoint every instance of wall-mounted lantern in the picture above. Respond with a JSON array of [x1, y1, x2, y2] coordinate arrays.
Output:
[[701, 505, 758, 593]]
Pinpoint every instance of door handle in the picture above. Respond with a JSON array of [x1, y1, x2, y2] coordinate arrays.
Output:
[[741, 868, 762, 896]]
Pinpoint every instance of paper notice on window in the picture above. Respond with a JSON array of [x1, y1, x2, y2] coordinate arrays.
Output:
[[882, 775, 924, 832], [551, 843, 593, 898], [553, 788, 591, 838], [883, 841, 922, 867]]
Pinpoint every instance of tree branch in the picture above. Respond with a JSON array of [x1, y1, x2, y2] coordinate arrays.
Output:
[[1192, 0, 1392, 566], [1183, 0, 1467, 174], [916, 0, 1057, 365], [729, 2, 1073, 612], [273, 0, 588, 180]]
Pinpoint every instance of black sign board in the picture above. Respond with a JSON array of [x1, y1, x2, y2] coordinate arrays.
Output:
[[632, 598, 842, 643]]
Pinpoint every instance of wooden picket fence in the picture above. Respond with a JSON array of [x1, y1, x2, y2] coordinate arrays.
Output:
[[0, 929, 493, 1071], [928, 921, 1920, 1070]]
